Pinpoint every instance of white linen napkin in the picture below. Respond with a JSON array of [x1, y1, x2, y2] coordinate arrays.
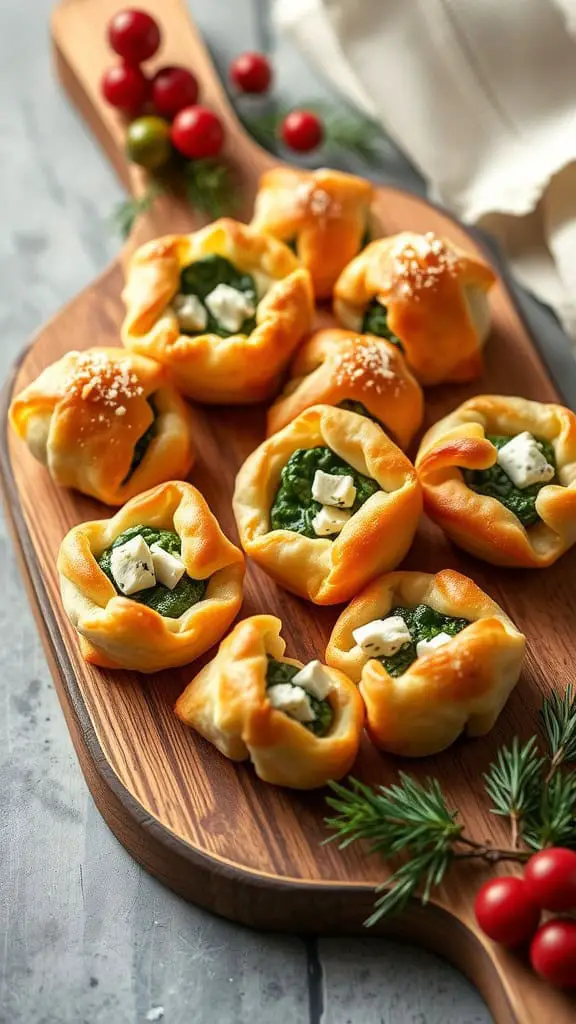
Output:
[[275, 0, 576, 343]]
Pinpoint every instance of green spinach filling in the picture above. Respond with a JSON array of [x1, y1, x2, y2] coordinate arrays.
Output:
[[462, 434, 557, 529], [378, 604, 470, 678], [270, 446, 380, 539], [338, 399, 382, 428], [265, 657, 333, 737], [361, 299, 405, 353], [122, 397, 157, 485], [178, 254, 257, 337], [98, 525, 207, 619]]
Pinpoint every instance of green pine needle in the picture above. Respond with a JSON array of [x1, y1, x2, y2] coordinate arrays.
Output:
[[483, 736, 543, 827], [111, 181, 163, 239], [241, 102, 382, 163], [540, 685, 576, 765], [524, 770, 576, 850], [184, 159, 238, 220]]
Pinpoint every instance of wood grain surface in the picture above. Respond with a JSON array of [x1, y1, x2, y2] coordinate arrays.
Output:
[[1, 1, 575, 1021]]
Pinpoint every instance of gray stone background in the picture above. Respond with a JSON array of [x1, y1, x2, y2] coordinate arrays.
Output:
[[2, 1, 572, 1021]]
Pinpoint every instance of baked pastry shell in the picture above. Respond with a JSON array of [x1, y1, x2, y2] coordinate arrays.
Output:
[[9, 347, 195, 506], [175, 614, 365, 789], [416, 395, 576, 567], [326, 569, 525, 757], [121, 218, 314, 404], [233, 404, 422, 605], [266, 328, 424, 449], [57, 481, 245, 672]]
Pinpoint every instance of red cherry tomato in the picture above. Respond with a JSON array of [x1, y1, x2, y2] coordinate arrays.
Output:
[[171, 106, 224, 159], [474, 877, 540, 948], [281, 110, 324, 153], [107, 9, 161, 64], [152, 66, 199, 119], [230, 52, 272, 94], [100, 63, 148, 114], [530, 919, 576, 988], [525, 848, 576, 912]]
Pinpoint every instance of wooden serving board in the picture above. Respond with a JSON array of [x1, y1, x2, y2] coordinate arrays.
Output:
[[2, 1, 576, 1020]]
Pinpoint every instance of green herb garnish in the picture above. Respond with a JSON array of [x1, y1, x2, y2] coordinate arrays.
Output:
[[463, 434, 557, 529], [270, 446, 380, 539], [98, 525, 207, 619]]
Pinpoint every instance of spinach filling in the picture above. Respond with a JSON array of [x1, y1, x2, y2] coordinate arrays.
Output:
[[462, 434, 557, 529], [338, 399, 382, 428], [122, 396, 157, 485], [270, 446, 380, 539], [378, 604, 470, 678], [361, 299, 405, 354], [265, 656, 333, 737], [178, 254, 257, 338], [98, 525, 207, 619]]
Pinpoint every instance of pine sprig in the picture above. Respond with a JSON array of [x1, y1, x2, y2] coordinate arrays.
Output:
[[325, 687, 576, 927], [112, 181, 163, 239], [241, 102, 382, 163], [183, 158, 237, 220]]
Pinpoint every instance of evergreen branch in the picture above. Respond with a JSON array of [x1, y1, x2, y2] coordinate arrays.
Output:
[[183, 159, 237, 220], [524, 770, 576, 850], [540, 684, 576, 772], [111, 181, 163, 239], [241, 102, 382, 162], [483, 736, 543, 847]]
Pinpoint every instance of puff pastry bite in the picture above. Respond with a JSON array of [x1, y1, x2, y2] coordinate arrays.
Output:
[[175, 615, 364, 789], [267, 328, 424, 448], [416, 395, 576, 568], [58, 481, 245, 672], [9, 348, 195, 506], [333, 231, 496, 385], [121, 218, 314, 404], [251, 167, 374, 299], [233, 404, 422, 605], [326, 569, 525, 757]]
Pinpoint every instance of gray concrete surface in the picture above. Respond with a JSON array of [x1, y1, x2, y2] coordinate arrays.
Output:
[[4, 1, 568, 1021]]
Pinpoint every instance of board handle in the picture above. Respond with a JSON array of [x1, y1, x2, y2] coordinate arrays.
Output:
[[51, 0, 275, 246]]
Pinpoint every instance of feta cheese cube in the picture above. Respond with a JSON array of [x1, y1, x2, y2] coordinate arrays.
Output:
[[110, 535, 156, 596], [267, 683, 315, 723], [173, 293, 208, 333], [312, 470, 357, 509], [311, 505, 351, 537], [496, 432, 555, 489], [352, 616, 412, 657], [205, 284, 256, 334], [416, 631, 453, 658], [292, 660, 332, 699], [150, 543, 186, 591]]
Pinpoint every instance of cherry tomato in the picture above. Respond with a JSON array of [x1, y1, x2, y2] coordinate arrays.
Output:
[[152, 66, 199, 119], [281, 110, 324, 153], [101, 63, 148, 114], [474, 877, 540, 947], [530, 920, 576, 988], [525, 848, 576, 912], [126, 116, 172, 170], [107, 9, 161, 64], [230, 52, 272, 94], [171, 106, 224, 159]]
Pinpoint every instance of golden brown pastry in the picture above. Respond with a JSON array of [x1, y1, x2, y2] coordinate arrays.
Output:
[[175, 615, 364, 789], [233, 404, 422, 605], [57, 481, 245, 672], [267, 328, 424, 448], [121, 218, 314, 403], [333, 231, 496, 385], [251, 167, 373, 298], [416, 395, 576, 567], [9, 348, 195, 506], [326, 569, 525, 757]]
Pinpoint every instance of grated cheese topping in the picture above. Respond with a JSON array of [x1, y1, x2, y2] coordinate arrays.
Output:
[[333, 338, 402, 395], [391, 232, 462, 299], [63, 352, 144, 410], [294, 181, 341, 220]]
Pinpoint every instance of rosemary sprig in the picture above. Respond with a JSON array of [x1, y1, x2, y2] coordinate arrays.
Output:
[[183, 158, 238, 220], [325, 687, 576, 926], [112, 181, 164, 239]]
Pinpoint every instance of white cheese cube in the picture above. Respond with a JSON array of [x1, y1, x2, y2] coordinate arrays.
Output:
[[110, 535, 156, 596], [416, 631, 453, 658], [496, 432, 555, 489], [267, 683, 315, 723], [312, 505, 351, 537], [150, 543, 186, 591], [292, 660, 332, 699], [352, 616, 412, 657], [205, 284, 256, 334], [312, 470, 357, 509], [173, 293, 208, 332]]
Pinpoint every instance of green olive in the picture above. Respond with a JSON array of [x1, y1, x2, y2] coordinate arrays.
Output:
[[126, 116, 172, 170]]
